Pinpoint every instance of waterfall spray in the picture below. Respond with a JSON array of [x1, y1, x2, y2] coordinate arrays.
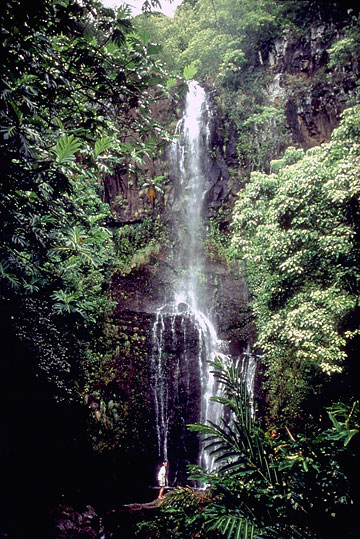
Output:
[[151, 81, 256, 474]]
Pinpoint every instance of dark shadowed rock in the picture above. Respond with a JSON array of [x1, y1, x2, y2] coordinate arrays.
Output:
[[53, 504, 104, 538]]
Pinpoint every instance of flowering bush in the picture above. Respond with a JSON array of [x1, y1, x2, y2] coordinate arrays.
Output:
[[231, 106, 360, 422]]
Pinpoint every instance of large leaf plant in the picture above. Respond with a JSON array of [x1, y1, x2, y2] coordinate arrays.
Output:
[[0, 0, 174, 397], [149, 358, 359, 538]]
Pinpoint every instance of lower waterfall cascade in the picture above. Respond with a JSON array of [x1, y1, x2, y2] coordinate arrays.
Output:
[[150, 81, 256, 480]]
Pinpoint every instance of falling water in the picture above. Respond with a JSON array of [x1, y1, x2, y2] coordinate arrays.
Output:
[[151, 81, 255, 473]]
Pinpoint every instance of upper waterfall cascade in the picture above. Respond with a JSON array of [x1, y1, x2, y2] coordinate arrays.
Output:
[[151, 81, 255, 474]]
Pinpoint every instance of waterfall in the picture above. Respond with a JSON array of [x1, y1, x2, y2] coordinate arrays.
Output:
[[151, 81, 255, 475]]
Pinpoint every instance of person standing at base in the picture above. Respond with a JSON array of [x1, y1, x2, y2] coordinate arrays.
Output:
[[157, 461, 168, 500]]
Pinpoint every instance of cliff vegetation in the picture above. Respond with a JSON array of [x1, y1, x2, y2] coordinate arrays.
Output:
[[2, 0, 360, 537]]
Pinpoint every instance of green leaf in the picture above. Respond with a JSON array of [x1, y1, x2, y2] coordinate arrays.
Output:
[[51, 289, 78, 314], [328, 412, 341, 430], [183, 62, 198, 80], [166, 77, 177, 89], [54, 135, 82, 164], [227, 517, 236, 538], [344, 429, 358, 446], [94, 136, 114, 157], [0, 260, 21, 289], [138, 28, 151, 45], [9, 101, 23, 123], [55, 117, 65, 131]]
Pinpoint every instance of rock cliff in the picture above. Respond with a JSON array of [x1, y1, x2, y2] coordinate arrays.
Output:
[[97, 7, 359, 488], [264, 19, 360, 149]]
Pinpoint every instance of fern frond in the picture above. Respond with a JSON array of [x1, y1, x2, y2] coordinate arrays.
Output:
[[0, 260, 21, 289]]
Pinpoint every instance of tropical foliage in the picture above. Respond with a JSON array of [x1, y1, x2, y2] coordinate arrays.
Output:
[[3, 1, 360, 536], [142, 360, 359, 538], [137, 1, 360, 173], [231, 105, 360, 423], [327, 14, 360, 70], [136, 0, 282, 81], [0, 0, 173, 398]]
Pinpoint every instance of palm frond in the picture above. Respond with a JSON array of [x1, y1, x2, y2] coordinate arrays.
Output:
[[206, 512, 257, 539]]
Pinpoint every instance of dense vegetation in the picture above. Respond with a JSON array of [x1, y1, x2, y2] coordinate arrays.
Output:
[[137, 0, 360, 171], [0, 0, 178, 533], [134, 1, 360, 538], [136, 0, 360, 420], [0, 0, 175, 398], [2, 0, 360, 536], [139, 361, 359, 538], [231, 107, 360, 424]]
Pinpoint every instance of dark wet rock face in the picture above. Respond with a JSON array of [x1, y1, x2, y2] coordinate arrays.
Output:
[[265, 20, 360, 149], [95, 10, 360, 511], [106, 83, 257, 488]]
